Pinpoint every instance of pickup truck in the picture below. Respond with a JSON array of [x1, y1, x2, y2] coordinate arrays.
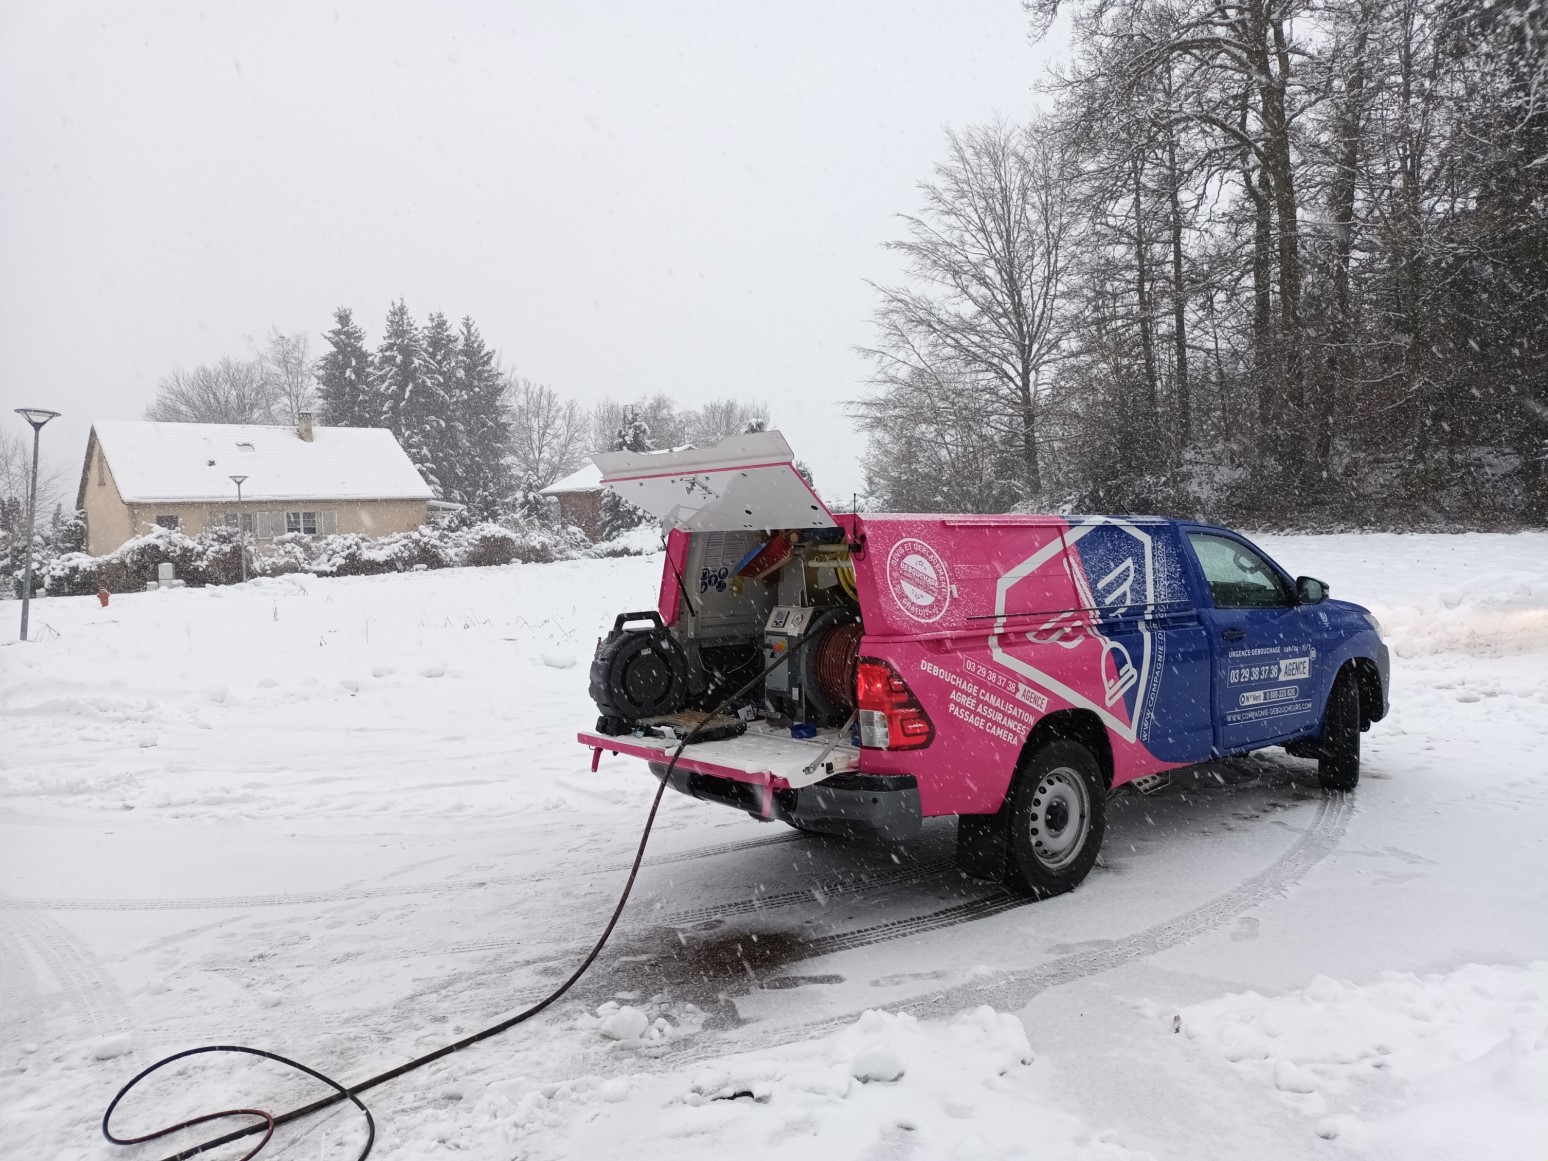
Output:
[[579, 432, 1389, 899]]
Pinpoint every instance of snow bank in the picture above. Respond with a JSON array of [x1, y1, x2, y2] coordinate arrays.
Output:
[[473, 1006, 1152, 1160], [1180, 962, 1548, 1158], [1259, 531, 1548, 660]]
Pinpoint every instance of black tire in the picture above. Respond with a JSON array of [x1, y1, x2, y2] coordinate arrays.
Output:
[[1317, 669, 1361, 792], [1005, 740, 1105, 899]]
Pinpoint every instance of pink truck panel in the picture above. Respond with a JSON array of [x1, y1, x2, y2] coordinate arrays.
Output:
[[850, 515, 1200, 815], [629, 511, 1210, 821]]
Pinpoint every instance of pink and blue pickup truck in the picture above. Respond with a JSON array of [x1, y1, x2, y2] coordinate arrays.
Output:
[[579, 433, 1389, 899]]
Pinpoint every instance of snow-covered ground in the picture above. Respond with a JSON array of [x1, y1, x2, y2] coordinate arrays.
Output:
[[3, 533, 1547, 1160]]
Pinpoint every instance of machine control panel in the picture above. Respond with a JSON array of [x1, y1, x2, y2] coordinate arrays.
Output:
[[765, 605, 813, 635]]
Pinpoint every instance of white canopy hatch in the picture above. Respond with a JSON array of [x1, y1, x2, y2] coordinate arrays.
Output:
[[592, 431, 835, 534]]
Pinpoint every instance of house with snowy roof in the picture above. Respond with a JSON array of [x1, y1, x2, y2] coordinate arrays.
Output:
[[540, 461, 605, 540], [76, 414, 444, 556]]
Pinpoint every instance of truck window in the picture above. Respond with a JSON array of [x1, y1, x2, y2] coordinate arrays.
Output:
[[1187, 532, 1292, 609]]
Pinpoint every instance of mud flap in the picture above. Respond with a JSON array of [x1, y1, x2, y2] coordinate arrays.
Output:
[[955, 810, 1011, 882]]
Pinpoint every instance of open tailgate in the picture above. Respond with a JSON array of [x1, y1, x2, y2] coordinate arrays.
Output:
[[578, 723, 857, 788], [592, 431, 835, 533]]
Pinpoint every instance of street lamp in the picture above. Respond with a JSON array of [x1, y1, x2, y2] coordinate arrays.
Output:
[[229, 475, 249, 583], [14, 408, 61, 642]]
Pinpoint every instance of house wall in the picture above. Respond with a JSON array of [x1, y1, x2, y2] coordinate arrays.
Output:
[[556, 490, 604, 540], [86, 481, 429, 555], [81, 443, 137, 556], [334, 499, 430, 538]]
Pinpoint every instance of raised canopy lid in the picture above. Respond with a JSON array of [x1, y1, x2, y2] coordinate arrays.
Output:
[[592, 431, 835, 533]]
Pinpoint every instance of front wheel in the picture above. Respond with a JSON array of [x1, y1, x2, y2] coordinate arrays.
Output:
[[1317, 670, 1361, 791], [1005, 740, 1105, 899]]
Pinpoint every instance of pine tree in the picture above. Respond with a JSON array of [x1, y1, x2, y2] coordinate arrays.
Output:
[[454, 317, 515, 521], [46, 503, 85, 554], [600, 405, 653, 539], [315, 307, 374, 426], [372, 301, 440, 494], [419, 312, 458, 500]]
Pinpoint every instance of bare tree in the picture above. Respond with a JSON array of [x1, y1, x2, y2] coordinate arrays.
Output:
[[587, 394, 774, 459], [681, 398, 771, 445], [1, 428, 66, 562], [589, 394, 693, 452], [145, 356, 279, 424], [853, 367, 1022, 512], [507, 377, 591, 490], [0, 429, 37, 509], [861, 118, 1076, 499], [255, 328, 316, 423]]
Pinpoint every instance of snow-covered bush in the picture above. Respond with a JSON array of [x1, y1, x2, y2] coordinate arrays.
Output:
[[41, 518, 610, 594], [38, 552, 101, 597], [326, 529, 452, 577], [453, 524, 588, 567], [42, 525, 246, 595], [583, 522, 665, 558], [6, 505, 89, 598]]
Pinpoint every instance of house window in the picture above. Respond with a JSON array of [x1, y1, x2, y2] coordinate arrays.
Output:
[[97, 451, 105, 486], [215, 512, 254, 532], [286, 511, 318, 535], [155, 515, 180, 530]]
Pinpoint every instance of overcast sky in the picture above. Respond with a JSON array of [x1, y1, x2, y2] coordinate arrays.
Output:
[[1, 1, 1063, 503]]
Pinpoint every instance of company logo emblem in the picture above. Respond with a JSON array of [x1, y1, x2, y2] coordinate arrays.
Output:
[[886, 537, 950, 623], [987, 519, 1159, 743]]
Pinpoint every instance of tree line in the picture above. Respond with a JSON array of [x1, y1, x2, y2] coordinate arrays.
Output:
[[1, 429, 81, 594], [858, 0, 1547, 526], [144, 304, 771, 529]]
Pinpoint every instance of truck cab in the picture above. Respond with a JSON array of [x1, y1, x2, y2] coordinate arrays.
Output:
[[580, 433, 1389, 899]]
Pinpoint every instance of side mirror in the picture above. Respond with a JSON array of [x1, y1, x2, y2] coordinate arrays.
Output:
[[1296, 576, 1329, 604]]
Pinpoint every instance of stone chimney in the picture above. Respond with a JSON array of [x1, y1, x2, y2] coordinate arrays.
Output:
[[297, 411, 314, 442]]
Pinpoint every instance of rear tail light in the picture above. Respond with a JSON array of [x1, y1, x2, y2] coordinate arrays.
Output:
[[856, 657, 934, 750]]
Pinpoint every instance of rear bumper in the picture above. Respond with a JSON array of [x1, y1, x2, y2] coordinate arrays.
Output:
[[650, 762, 922, 842], [580, 726, 923, 841]]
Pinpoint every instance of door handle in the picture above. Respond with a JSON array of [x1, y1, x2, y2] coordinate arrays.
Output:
[[1221, 628, 1246, 642]]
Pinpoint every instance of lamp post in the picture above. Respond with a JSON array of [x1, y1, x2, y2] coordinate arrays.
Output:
[[14, 408, 61, 642], [229, 475, 249, 583]]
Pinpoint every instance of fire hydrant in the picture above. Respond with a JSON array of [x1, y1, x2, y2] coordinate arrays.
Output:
[[97, 588, 110, 607]]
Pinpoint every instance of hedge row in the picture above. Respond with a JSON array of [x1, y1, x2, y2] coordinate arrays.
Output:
[[41, 521, 598, 596]]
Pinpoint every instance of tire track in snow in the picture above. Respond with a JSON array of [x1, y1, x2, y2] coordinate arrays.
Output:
[[665, 791, 1353, 1063], [654, 856, 960, 926], [0, 908, 44, 1042], [0, 898, 131, 1037], [0, 830, 807, 914], [415, 855, 964, 959]]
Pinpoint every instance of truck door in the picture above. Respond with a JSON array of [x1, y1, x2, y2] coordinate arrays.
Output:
[[1059, 520, 1214, 764], [1185, 530, 1322, 754]]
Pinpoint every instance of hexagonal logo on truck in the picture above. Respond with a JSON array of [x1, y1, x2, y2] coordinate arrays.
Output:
[[987, 518, 1160, 744]]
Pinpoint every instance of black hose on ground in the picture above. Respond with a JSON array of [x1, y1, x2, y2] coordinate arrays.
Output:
[[102, 626, 824, 1161]]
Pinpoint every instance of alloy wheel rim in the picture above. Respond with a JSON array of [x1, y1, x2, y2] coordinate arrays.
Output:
[[1027, 767, 1090, 870]]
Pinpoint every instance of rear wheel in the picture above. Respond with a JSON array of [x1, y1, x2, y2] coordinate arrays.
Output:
[[1318, 670, 1361, 791], [1005, 740, 1105, 899]]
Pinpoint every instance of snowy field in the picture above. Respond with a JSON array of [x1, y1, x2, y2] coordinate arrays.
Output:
[[3, 533, 1548, 1161]]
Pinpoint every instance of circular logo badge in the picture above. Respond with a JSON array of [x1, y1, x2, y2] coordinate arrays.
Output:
[[886, 537, 950, 623]]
